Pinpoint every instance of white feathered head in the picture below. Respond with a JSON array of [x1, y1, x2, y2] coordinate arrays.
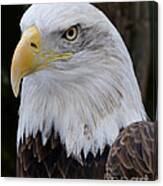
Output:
[[11, 3, 146, 160]]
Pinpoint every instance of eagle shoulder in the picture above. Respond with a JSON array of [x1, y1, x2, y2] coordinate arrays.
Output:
[[105, 121, 158, 180]]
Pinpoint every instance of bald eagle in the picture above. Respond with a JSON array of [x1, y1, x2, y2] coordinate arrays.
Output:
[[11, 3, 157, 179]]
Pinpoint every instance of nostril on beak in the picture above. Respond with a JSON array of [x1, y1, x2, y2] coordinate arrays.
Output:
[[30, 42, 38, 49]]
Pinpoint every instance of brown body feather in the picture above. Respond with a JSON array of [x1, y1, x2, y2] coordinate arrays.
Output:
[[17, 121, 157, 180], [17, 130, 110, 178], [104, 121, 158, 180]]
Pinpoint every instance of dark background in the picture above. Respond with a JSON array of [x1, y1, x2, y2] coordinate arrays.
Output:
[[1, 2, 158, 177]]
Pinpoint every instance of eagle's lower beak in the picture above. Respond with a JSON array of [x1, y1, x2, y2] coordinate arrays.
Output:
[[11, 26, 41, 97]]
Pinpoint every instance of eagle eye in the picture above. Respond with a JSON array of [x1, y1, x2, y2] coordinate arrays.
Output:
[[64, 26, 78, 41]]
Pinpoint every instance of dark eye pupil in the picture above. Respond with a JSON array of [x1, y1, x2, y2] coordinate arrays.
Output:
[[68, 29, 74, 37]]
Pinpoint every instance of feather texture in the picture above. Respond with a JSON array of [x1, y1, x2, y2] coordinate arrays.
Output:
[[17, 130, 110, 178], [104, 121, 158, 180], [17, 121, 157, 179]]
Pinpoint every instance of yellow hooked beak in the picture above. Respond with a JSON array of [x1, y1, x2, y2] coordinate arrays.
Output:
[[11, 26, 73, 97]]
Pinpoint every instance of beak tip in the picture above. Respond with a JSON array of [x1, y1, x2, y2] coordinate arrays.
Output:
[[11, 84, 19, 98], [11, 75, 19, 98], [13, 90, 19, 98]]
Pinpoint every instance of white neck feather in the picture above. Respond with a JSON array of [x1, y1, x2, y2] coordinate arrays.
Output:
[[17, 50, 147, 162]]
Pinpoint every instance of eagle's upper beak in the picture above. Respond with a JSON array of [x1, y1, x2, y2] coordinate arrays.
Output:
[[11, 26, 41, 97], [11, 26, 73, 98]]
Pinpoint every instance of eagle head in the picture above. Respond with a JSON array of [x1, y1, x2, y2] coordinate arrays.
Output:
[[11, 3, 146, 160]]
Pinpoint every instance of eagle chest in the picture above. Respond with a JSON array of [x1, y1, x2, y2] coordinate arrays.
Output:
[[17, 131, 110, 178]]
